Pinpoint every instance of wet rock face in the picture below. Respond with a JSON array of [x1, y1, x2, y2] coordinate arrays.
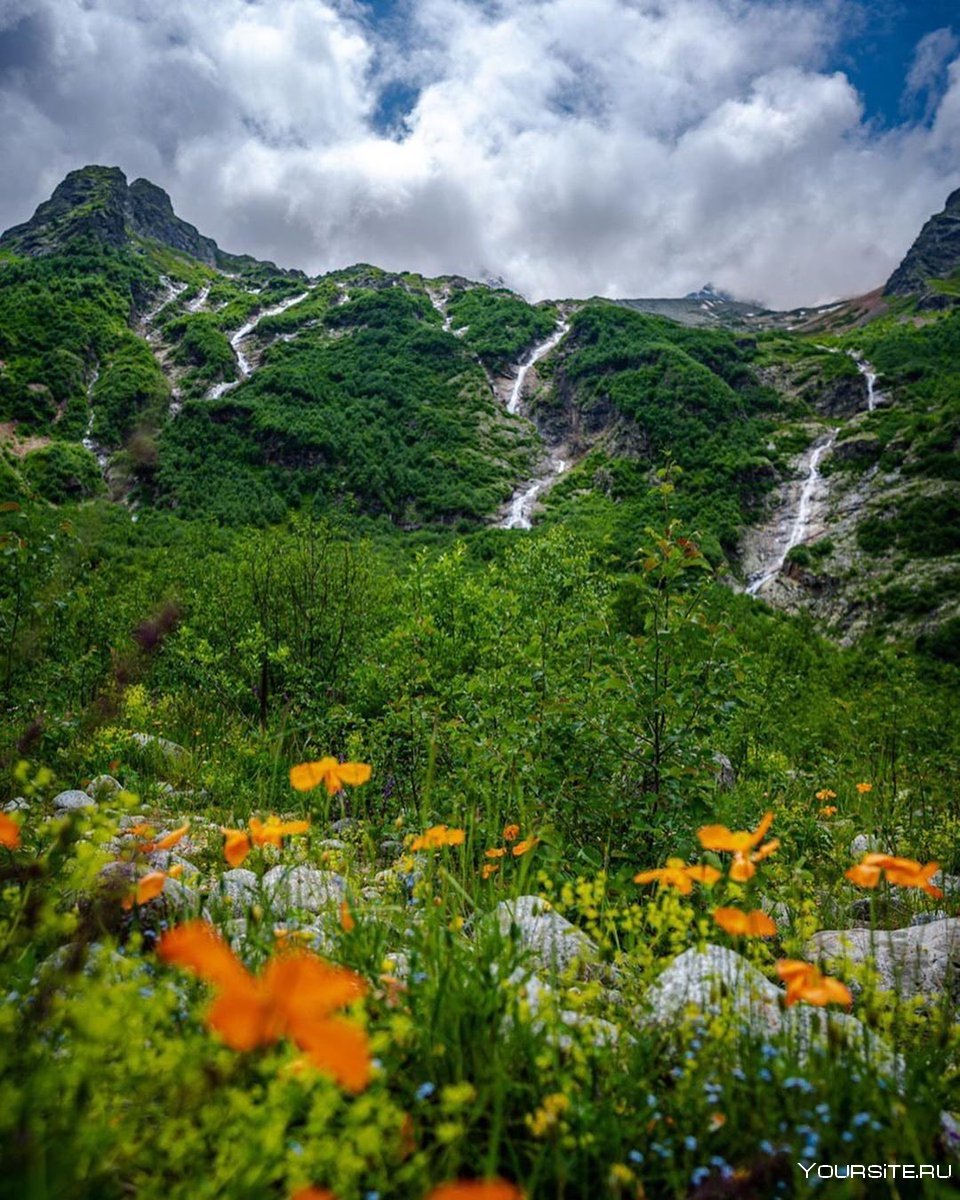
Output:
[[885, 187, 960, 299]]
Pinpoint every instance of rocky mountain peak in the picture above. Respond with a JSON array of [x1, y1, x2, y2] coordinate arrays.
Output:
[[884, 186, 960, 298]]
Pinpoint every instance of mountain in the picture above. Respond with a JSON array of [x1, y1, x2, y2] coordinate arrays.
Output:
[[0, 165, 299, 277], [1, 167, 959, 655], [884, 187, 960, 300]]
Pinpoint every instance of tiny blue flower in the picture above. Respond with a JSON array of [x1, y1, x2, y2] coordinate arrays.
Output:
[[415, 1082, 436, 1101], [691, 1167, 710, 1187], [852, 1111, 871, 1128], [684, 1136, 698, 1151], [628, 1150, 644, 1165]]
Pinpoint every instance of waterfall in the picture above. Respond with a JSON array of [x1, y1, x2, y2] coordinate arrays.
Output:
[[207, 291, 310, 400]]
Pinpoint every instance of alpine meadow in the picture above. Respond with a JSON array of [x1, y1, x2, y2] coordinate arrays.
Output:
[[1, 139, 960, 1200]]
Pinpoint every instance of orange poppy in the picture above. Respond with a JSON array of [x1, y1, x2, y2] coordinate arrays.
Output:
[[503, 824, 520, 842], [815, 789, 837, 802], [290, 1188, 337, 1200], [846, 853, 943, 898], [427, 1182, 524, 1200], [481, 863, 499, 879], [712, 906, 777, 937], [511, 837, 539, 857], [0, 812, 21, 850], [339, 900, 355, 932], [776, 959, 852, 1008], [634, 858, 721, 895], [139, 822, 190, 853], [855, 782, 873, 794], [122, 870, 168, 910], [250, 815, 310, 848], [485, 847, 507, 859], [819, 806, 838, 817], [158, 921, 370, 1091], [698, 812, 779, 881], [290, 758, 371, 794], [222, 827, 251, 868], [410, 825, 465, 851]]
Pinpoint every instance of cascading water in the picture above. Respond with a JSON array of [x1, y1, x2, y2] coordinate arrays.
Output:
[[848, 352, 881, 411], [207, 291, 310, 399], [745, 428, 839, 596], [507, 320, 569, 415], [499, 320, 571, 530]]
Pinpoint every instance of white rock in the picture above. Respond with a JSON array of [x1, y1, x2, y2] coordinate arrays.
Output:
[[644, 943, 896, 1071], [53, 789, 96, 811], [131, 732, 188, 763], [806, 919, 960, 997], [849, 833, 885, 857], [495, 895, 598, 975], [215, 868, 260, 911], [263, 865, 345, 913], [86, 774, 122, 798], [3, 797, 29, 812]]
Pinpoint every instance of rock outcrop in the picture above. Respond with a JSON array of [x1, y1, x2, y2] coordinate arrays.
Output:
[[885, 188, 960, 299]]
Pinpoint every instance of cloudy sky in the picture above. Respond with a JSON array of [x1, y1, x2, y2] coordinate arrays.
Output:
[[0, 0, 958, 307]]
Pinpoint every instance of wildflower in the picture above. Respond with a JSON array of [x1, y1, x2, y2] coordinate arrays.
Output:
[[511, 837, 539, 857], [776, 959, 852, 1008], [0, 812, 21, 850], [634, 857, 721, 895], [410, 825, 465, 851], [709, 1113, 727, 1131], [139, 822, 189, 853], [846, 853, 943, 898], [158, 920, 371, 1091], [222, 827, 251, 868], [503, 823, 520, 842], [819, 806, 838, 817], [220, 816, 310, 867], [697, 811, 779, 881], [290, 1189, 337, 1200], [481, 863, 499, 879], [712, 906, 777, 937], [426, 1182, 523, 1200], [525, 1092, 569, 1138], [122, 870, 168, 910], [339, 899, 355, 932], [290, 757, 371, 794], [485, 848, 506, 859], [855, 782, 872, 794], [815, 789, 837, 802]]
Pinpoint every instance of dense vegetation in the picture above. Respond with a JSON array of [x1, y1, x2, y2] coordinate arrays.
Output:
[[2, 168, 960, 1199]]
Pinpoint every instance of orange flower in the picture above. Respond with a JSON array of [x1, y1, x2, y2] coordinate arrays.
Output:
[[122, 870, 168, 910], [222, 827, 251, 868], [0, 812, 21, 850], [502, 824, 520, 842], [855, 782, 873, 794], [846, 853, 943, 898], [410, 825, 466, 851], [819, 806, 838, 817], [250, 815, 310, 848], [815, 789, 837, 802], [221, 816, 309, 867], [712, 906, 777, 937], [128, 822, 155, 839], [481, 863, 499, 879], [485, 847, 507, 859], [290, 757, 371, 794], [139, 822, 190, 853], [158, 920, 370, 1091], [511, 837, 539, 857], [339, 899, 355, 932], [634, 858, 721, 895], [698, 811, 779, 881], [776, 959, 852, 1008], [427, 1182, 524, 1200], [290, 1187, 338, 1200]]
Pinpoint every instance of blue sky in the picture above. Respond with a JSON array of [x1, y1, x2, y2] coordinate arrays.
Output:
[[0, 0, 958, 306]]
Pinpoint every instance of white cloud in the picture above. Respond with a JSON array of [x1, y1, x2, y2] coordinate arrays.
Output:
[[0, 0, 958, 306]]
